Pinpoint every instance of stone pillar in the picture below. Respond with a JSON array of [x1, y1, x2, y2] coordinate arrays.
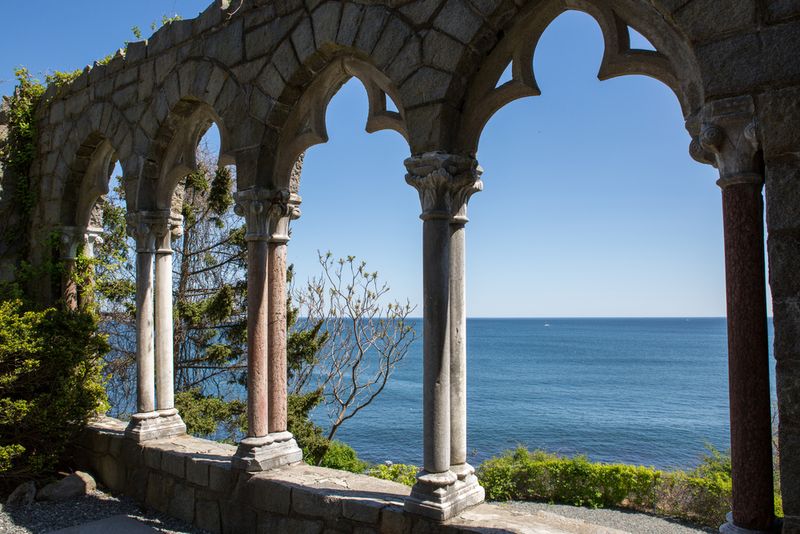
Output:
[[60, 227, 83, 311], [152, 214, 186, 437], [232, 188, 302, 471], [693, 97, 775, 533], [267, 193, 300, 434], [80, 227, 104, 310], [450, 195, 476, 482], [125, 212, 186, 442], [404, 152, 485, 521], [125, 213, 159, 440]]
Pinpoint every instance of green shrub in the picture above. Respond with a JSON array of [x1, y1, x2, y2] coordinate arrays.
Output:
[[319, 440, 368, 473], [367, 463, 418, 487], [477, 446, 739, 528], [478, 447, 659, 509], [0, 300, 108, 494]]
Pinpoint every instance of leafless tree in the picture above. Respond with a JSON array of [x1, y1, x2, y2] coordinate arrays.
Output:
[[292, 251, 417, 440]]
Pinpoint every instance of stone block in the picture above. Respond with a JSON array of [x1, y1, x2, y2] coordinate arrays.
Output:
[[433, 0, 483, 45], [143, 446, 162, 470], [674, 0, 755, 43], [400, 67, 452, 108], [292, 18, 317, 65], [209, 461, 234, 493], [372, 17, 412, 70], [155, 49, 178, 84], [98, 454, 126, 492], [342, 496, 384, 524], [257, 515, 323, 534], [257, 63, 286, 100], [168, 484, 195, 523], [767, 232, 800, 297], [292, 486, 343, 522], [400, 0, 444, 27], [355, 6, 390, 54], [186, 457, 210, 487], [337, 3, 364, 47], [272, 39, 300, 83], [353, 527, 378, 534], [381, 505, 411, 534], [220, 500, 258, 533], [196, 498, 222, 533], [388, 36, 422, 84], [765, 0, 800, 23], [423, 30, 463, 72], [145, 472, 167, 512], [772, 298, 800, 360], [312, 2, 341, 49], [246, 475, 291, 514], [759, 86, 800, 157], [205, 20, 244, 65], [125, 465, 148, 502], [126, 40, 147, 63], [765, 156, 800, 233]]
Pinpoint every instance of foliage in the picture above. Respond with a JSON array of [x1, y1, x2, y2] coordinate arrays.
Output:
[[174, 389, 245, 443], [475, 446, 775, 528], [0, 69, 45, 259], [0, 300, 108, 493], [319, 441, 368, 473], [367, 463, 418, 487]]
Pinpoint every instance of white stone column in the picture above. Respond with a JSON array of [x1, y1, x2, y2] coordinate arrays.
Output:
[[232, 188, 302, 471], [152, 214, 186, 437], [404, 153, 485, 521], [125, 212, 185, 442], [60, 227, 83, 311], [125, 213, 159, 440]]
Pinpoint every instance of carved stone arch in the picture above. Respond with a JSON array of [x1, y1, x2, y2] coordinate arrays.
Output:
[[135, 59, 256, 211], [453, 0, 703, 154], [263, 53, 410, 190], [55, 101, 134, 228]]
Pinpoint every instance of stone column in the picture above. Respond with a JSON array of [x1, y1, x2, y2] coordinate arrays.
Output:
[[233, 188, 302, 471], [450, 165, 480, 483], [79, 227, 104, 310], [152, 214, 186, 438], [267, 192, 300, 435], [404, 153, 485, 521], [125, 213, 159, 441], [693, 97, 775, 533], [60, 227, 83, 311]]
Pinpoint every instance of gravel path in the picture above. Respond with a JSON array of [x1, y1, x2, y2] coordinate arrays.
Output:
[[502, 501, 715, 534], [0, 490, 207, 534]]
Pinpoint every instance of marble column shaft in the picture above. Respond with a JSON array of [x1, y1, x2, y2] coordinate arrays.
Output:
[[268, 238, 289, 433], [449, 214, 468, 471], [695, 100, 775, 533], [154, 218, 180, 414], [720, 178, 774, 531], [247, 236, 270, 438], [134, 221, 157, 415]]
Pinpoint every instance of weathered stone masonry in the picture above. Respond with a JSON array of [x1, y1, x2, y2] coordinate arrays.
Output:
[[1, 0, 799, 531]]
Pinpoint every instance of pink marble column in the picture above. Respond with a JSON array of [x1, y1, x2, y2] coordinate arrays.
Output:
[[233, 188, 302, 471]]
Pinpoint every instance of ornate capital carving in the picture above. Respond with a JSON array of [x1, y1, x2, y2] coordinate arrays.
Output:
[[405, 153, 483, 222], [696, 96, 763, 189], [234, 188, 301, 242], [126, 211, 174, 253], [61, 225, 105, 260]]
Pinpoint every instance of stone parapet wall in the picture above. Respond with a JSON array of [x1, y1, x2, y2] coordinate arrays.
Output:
[[74, 417, 608, 534]]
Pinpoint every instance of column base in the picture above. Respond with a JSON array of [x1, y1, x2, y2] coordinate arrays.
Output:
[[720, 512, 776, 533], [232, 431, 303, 472], [124, 409, 187, 442], [404, 468, 485, 522]]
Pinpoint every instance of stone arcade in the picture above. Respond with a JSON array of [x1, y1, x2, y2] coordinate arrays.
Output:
[[1, 0, 798, 532]]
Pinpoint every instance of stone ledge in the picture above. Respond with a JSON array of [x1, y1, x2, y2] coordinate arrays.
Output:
[[75, 417, 627, 534]]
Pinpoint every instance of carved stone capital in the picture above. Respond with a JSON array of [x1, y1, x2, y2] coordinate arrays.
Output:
[[234, 188, 301, 242], [126, 211, 172, 252], [405, 153, 483, 222], [696, 96, 763, 190], [61, 225, 105, 260]]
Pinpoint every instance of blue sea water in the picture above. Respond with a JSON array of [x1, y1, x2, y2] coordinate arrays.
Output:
[[317, 318, 776, 470]]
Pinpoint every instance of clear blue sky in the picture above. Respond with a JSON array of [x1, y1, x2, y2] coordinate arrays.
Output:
[[1, 1, 767, 317]]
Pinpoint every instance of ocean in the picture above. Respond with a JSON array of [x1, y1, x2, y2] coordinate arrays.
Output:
[[315, 317, 776, 470]]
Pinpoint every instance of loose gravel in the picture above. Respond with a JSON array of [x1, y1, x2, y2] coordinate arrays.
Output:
[[0, 490, 207, 534], [502, 501, 715, 534]]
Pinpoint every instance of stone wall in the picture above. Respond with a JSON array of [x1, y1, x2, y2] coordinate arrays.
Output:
[[73, 417, 612, 534]]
